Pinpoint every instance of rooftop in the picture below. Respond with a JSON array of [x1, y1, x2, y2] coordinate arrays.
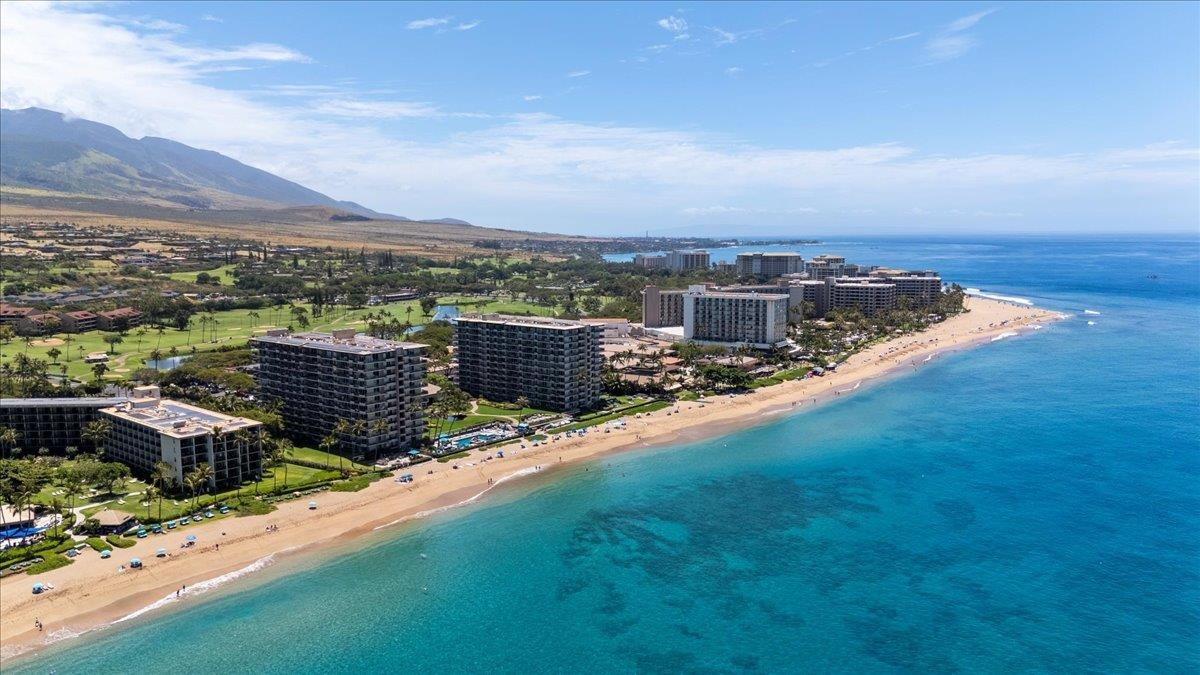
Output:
[[102, 398, 261, 438], [1, 396, 128, 408], [253, 330, 424, 354], [458, 313, 592, 330]]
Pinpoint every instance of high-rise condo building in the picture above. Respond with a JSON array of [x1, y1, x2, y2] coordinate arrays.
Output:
[[641, 286, 687, 327], [455, 314, 603, 412], [682, 285, 790, 348], [665, 250, 711, 272], [99, 386, 262, 490], [252, 329, 427, 456], [735, 252, 804, 278]]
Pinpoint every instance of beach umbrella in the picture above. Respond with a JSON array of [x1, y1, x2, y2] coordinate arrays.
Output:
[[156, 548, 167, 557], [32, 582, 44, 593], [100, 549, 112, 558], [308, 501, 318, 509], [130, 558, 141, 565], [186, 534, 197, 542]]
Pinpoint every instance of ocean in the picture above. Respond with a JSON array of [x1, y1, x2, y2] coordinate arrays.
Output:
[[13, 236, 1200, 673]]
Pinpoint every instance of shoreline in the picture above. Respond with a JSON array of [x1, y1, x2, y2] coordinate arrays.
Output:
[[0, 297, 1064, 664]]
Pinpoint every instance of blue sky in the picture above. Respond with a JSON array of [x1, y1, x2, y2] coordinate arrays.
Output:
[[1, 1, 1197, 235]]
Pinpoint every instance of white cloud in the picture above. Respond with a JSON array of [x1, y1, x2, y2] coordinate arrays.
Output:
[[200, 14, 222, 23], [567, 69, 591, 78], [724, 66, 743, 77], [948, 9, 997, 32], [0, 2, 1193, 233], [406, 16, 451, 30], [657, 16, 687, 33], [924, 9, 996, 62], [523, 94, 543, 102], [454, 20, 481, 31], [311, 99, 441, 119]]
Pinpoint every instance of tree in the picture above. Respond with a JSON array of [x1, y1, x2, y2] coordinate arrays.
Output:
[[185, 463, 214, 508], [149, 349, 163, 370], [91, 362, 109, 381], [152, 461, 173, 519], [0, 426, 20, 459], [419, 296, 438, 317], [47, 346, 62, 363], [62, 472, 86, 513], [81, 419, 112, 456], [102, 333, 124, 354], [143, 485, 159, 521]]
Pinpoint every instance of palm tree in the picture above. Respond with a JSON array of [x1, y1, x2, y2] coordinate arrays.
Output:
[[185, 463, 214, 509], [143, 485, 159, 521], [62, 473, 85, 513], [149, 349, 163, 370], [319, 432, 339, 471], [81, 419, 112, 457], [0, 425, 20, 459], [152, 461, 173, 519]]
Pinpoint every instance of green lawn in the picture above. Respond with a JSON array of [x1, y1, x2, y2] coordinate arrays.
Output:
[[164, 263, 238, 285], [285, 446, 372, 471], [546, 400, 672, 434], [101, 462, 341, 522], [0, 300, 434, 381], [473, 403, 553, 419]]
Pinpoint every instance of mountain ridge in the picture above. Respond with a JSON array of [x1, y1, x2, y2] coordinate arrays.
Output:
[[0, 107, 444, 223]]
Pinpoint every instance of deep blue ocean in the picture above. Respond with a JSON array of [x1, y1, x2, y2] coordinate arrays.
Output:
[[13, 236, 1200, 674]]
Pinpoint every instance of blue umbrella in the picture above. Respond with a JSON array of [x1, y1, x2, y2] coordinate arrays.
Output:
[[32, 582, 44, 593], [186, 534, 197, 542]]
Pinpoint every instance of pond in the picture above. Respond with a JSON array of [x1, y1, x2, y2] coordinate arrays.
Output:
[[144, 355, 191, 371]]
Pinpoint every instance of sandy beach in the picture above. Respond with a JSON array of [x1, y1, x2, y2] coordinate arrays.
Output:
[[0, 296, 1062, 662]]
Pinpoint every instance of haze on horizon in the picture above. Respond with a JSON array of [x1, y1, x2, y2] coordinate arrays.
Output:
[[1, 1, 1197, 237]]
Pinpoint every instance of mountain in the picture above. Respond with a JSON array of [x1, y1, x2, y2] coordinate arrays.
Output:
[[0, 107, 419, 220]]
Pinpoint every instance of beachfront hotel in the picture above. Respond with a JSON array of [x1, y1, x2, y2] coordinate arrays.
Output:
[[252, 329, 427, 456], [682, 285, 790, 348], [735, 252, 804, 278], [641, 286, 686, 328], [0, 396, 128, 454], [455, 314, 603, 412], [99, 386, 263, 490]]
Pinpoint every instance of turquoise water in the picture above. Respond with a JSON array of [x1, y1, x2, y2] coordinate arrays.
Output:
[[14, 236, 1200, 673]]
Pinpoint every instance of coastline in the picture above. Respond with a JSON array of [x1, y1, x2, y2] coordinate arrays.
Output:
[[0, 296, 1063, 663]]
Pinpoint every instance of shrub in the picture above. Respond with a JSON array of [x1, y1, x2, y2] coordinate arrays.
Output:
[[329, 472, 389, 493], [25, 553, 73, 575], [105, 534, 137, 549], [232, 499, 275, 517], [85, 537, 109, 552]]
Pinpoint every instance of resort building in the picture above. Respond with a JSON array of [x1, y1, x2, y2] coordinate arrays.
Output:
[[17, 312, 60, 336], [735, 252, 804, 278], [96, 307, 143, 330], [253, 330, 427, 456], [665, 249, 711, 273], [682, 285, 790, 348], [641, 286, 687, 327], [59, 310, 99, 333], [0, 396, 128, 454], [871, 271, 943, 305], [99, 388, 262, 490], [826, 278, 898, 317], [804, 254, 864, 280], [455, 314, 603, 412], [0, 304, 34, 326], [633, 253, 667, 269]]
